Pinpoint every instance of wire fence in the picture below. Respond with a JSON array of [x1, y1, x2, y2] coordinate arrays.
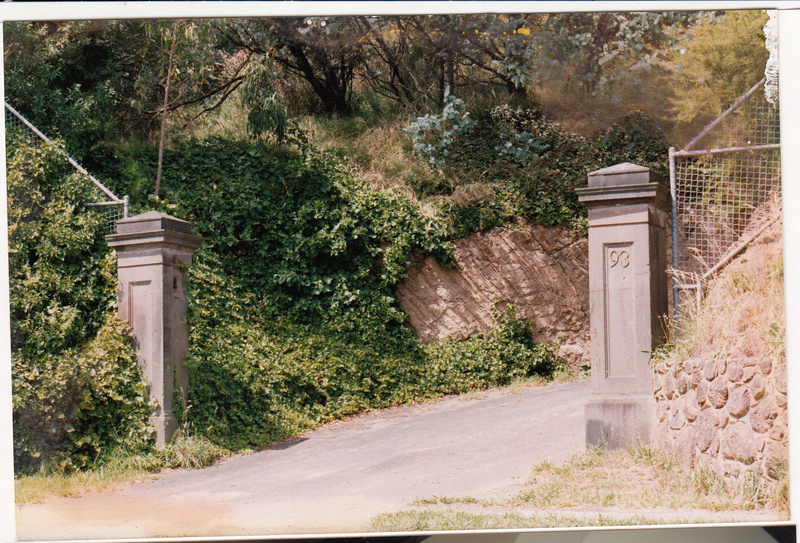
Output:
[[669, 77, 781, 314], [5, 102, 128, 234]]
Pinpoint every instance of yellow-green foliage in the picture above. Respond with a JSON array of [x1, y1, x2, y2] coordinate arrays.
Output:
[[12, 314, 153, 474], [665, 10, 770, 125]]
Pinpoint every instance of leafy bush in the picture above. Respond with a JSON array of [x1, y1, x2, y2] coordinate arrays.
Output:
[[428, 104, 589, 233], [4, 22, 127, 159], [12, 316, 153, 474], [596, 110, 670, 173], [183, 252, 560, 449], [412, 104, 669, 235], [7, 136, 153, 474], [405, 91, 474, 167], [6, 137, 115, 357], [422, 307, 561, 393]]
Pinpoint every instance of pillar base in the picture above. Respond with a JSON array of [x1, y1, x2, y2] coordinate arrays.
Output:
[[585, 394, 655, 449], [152, 412, 179, 448]]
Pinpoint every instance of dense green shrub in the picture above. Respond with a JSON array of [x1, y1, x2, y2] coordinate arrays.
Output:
[[8, 137, 152, 474], [422, 104, 669, 235], [12, 315, 153, 474], [182, 257, 418, 448], [7, 138, 115, 358], [183, 251, 560, 449], [422, 307, 560, 393], [596, 110, 671, 173], [4, 22, 127, 160]]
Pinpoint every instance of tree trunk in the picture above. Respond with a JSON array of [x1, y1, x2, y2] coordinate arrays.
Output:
[[155, 21, 179, 198]]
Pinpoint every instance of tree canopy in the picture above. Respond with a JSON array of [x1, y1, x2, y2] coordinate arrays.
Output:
[[662, 10, 770, 125], [4, 20, 244, 150], [3, 9, 776, 175], [7, 10, 772, 148]]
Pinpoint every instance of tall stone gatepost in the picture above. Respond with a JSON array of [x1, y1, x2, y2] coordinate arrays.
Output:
[[106, 211, 203, 447], [575, 163, 670, 449]]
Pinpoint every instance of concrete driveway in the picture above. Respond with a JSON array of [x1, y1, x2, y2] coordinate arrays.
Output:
[[16, 380, 590, 540]]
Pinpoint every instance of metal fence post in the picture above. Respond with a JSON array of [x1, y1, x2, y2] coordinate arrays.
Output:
[[669, 147, 679, 328]]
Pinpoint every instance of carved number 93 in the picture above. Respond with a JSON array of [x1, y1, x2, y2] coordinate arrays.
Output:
[[609, 250, 630, 268]]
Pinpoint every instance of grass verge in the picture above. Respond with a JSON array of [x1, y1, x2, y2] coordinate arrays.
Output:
[[372, 442, 788, 532], [15, 433, 232, 505], [371, 510, 702, 531], [515, 443, 785, 512]]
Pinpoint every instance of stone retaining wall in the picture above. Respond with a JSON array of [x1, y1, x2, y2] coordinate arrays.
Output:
[[652, 223, 787, 477], [653, 354, 787, 476], [396, 219, 589, 369]]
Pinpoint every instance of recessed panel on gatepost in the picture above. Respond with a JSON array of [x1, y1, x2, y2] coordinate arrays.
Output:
[[128, 280, 152, 368], [603, 242, 635, 379]]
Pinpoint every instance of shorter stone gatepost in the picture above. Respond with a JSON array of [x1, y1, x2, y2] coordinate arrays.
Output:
[[575, 163, 670, 449], [106, 211, 203, 447]]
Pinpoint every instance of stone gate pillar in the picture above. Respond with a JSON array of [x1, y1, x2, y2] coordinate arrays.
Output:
[[575, 163, 670, 448], [106, 211, 203, 447]]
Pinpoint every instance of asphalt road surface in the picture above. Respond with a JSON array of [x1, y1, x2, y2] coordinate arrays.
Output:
[[16, 380, 590, 540]]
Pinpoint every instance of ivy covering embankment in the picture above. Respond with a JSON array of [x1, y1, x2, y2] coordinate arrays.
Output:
[[8, 133, 153, 474], [10, 133, 564, 471], [123, 138, 562, 450]]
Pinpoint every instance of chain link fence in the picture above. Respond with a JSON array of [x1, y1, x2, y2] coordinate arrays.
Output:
[[5, 102, 128, 234], [669, 77, 781, 315]]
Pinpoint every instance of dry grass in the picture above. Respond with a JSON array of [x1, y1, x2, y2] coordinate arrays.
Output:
[[371, 509, 690, 531], [301, 115, 426, 192], [514, 444, 741, 512], [669, 199, 784, 363], [15, 463, 159, 505], [530, 65, 694, 143], [374, 442, 787, 532], [521, 443, 788, 515], [15, 433, 232, 505], [300, 114, 457, 226]]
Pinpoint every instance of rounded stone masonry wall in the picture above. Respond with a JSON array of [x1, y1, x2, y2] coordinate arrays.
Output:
[[652, 219, 786, 478], [653, 354, 787, 477]]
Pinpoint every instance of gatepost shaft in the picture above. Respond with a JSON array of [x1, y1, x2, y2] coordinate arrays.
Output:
[[106, 211, 203, 447], [575, 163, 670, 448]]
